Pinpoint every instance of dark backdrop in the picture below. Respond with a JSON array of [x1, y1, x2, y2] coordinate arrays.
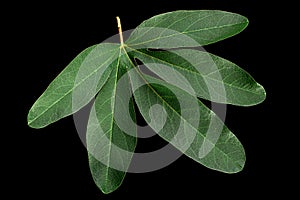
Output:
[[5, 0, 284, 199]]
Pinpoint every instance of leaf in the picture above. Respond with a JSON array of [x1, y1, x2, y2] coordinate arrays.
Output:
[[126, 10, 248, 49], [127, 67, 245, 173], [27, 43, 120, 128], [86, 52, 137, 194], [27, 11, 266, 194], [128, 48, 266, 106]]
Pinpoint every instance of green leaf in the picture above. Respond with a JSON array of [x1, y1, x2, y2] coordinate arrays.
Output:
[[127, 67, 245, 173], [126, 10, 248, 49], [27, 11, 267, 194], [128, 48, 266, 106], [27, 43, 120, 128], [86, 52, 137, 194]]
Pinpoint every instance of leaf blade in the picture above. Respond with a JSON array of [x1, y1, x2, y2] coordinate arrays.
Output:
[[127, 66, 245, 173], [87, 52, 137, 194], [126, 10, 248, 48], [129, 48, 266, 106], [27, 43, 120, 128]]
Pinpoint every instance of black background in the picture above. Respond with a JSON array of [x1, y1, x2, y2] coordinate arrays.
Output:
[[4, 0, 287, 199]]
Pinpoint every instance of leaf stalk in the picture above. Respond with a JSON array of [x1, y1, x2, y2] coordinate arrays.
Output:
[[116, 16, 124, 47]]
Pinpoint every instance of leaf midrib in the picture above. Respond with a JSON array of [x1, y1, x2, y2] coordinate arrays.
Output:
[[126, 46, 262, 96], [122, 46, 241, 167], [103, 48, 122, 189], [127, 21, 247, 47]]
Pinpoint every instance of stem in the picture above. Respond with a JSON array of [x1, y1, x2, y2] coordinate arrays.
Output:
[[116, 16, 124, 46]]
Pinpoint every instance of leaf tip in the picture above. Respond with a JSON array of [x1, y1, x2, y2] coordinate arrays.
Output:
[[100, 188, 113, 195], [239, 15, 249, 33], [96, 181, 122, 195], [237, 82, 267, 107], [259, 83, 267, 101], [221, 156, 246, 174], [251, 83, 267, 106], [27, 111, 44, 129], [27, 111, 35, 128], [27, 119, 38, 129], [234, 159, 246, 173]]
